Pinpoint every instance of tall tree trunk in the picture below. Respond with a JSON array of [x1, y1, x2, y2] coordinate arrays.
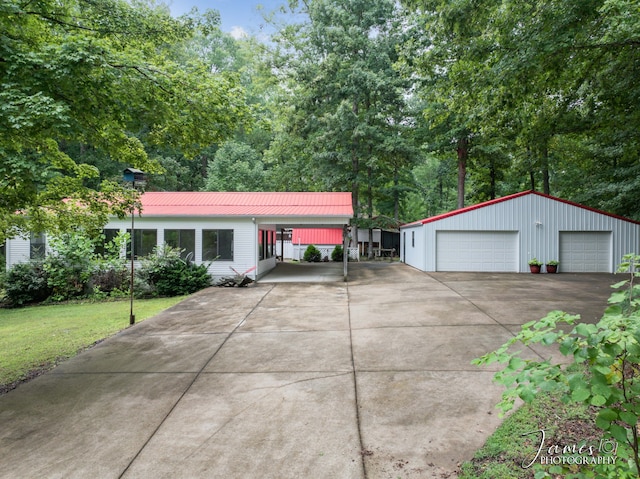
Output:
[[393, 164, 400, 222], [542, 144, 550, 195], [527, 146, 536, 191], [367, 165, 374, 260], [351, 101, 359, 252], [489, 157, 496, 199], [456, 137, 468, 209]]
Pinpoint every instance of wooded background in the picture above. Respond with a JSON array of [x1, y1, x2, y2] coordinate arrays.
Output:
[[2, 0, 638, 242]]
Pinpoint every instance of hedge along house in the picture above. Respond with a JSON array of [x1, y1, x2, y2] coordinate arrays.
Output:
[[5, 192, 354, 281], [401, 190, 640, 273]]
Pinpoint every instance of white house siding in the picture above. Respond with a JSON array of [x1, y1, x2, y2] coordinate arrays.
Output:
[[6, 235, 30, 269], [102, 216, 260, 280], [402, 192, 640, 273]]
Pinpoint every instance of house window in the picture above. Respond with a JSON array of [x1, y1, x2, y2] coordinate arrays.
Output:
[[127, 229, 157, 259], [269, 231, 275, 258], [258, 230, 274, 260], [412, 231, 415, 248], [30, 233, 46, 259], [96, 229, 120, 256], [165, 229, 196, 260], [202, 229, 233, 261]]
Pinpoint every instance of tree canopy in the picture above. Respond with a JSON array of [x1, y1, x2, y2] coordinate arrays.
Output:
[[2, 0, 639, 243], [0, 0, 249, 241]]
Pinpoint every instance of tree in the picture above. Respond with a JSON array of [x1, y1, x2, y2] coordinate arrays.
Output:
[[203, 141, 265, 191], [269, 0, 417, 238], [402, 0, 640, 218], [0, 0, 249, 242]]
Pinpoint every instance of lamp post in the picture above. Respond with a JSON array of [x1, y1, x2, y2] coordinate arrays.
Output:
[[123, 168, 145, 325]]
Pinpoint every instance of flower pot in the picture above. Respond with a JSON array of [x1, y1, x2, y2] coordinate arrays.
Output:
[[546, 264, 558, 274], [529, 264, 541, 273]]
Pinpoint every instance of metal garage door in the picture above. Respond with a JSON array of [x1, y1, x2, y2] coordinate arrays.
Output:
[[436, 231, 518, 272], [559, 232, 611, 272]]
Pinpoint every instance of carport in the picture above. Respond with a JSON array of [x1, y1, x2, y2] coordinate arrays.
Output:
[[80, 192, 354, 283], [247, 194, 354, 282]]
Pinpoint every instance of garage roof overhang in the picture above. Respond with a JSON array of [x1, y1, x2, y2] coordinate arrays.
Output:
[[401, 190, 640, 228]]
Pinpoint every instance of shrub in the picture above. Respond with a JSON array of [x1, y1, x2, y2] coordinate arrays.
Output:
[[44, 233, 96, 301], [303, 244, 322, 262], [137, 243, 211, 297], [5, 261, 52, 306], [90, 231, 129, 295], [331, 245, 344, 262]]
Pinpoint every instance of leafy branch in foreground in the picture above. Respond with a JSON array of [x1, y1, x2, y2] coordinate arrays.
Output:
[[473, 253, 640, 478]]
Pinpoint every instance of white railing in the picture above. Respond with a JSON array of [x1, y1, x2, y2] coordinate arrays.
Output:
[[284, 241, 358, 261]]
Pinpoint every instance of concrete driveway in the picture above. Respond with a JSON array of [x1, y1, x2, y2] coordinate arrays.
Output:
[[0, 263, 615, 478]]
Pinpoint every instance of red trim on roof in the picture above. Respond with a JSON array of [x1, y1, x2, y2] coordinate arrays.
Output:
[[402, 190, 640, 226], [290, 228, 343, 245], [136, 192, 353, 217]]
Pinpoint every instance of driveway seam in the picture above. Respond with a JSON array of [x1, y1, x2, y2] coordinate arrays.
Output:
[[347, 282, 368, 479], [117, 284, 276, 479], [426, 273, 549, 361]]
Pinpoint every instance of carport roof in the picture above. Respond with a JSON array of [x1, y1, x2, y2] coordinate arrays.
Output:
[[402, 190, 640, 227], [291, 228, 343, 245], [137, 192, 353, 217]]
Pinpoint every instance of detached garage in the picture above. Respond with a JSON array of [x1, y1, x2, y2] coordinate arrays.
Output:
[[401, 191, 640, 273]]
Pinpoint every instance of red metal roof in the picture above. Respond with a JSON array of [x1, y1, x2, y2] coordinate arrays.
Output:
[[402, 190, 640, 226], [136, 192, 353, 217], [290, 228, 343, 245]]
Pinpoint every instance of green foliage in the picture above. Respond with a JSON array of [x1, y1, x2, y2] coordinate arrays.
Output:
[[303, 245, 322, 263], [0, 0, 249, 242], [528, 258, 543, 266], [474, 254, 640, 476], [92, 231, 129, 295], [4, 262, 52, 306], [43, 233, 97, 301], [137, 244, 211, 297], [269, 0, 418, 222], [5, 231, 131, 306], [331, 245, 344, 262], [203, 140, 265, 192]]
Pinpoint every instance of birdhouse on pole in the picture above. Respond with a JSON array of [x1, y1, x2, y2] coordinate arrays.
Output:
[[123, 168, 146, 186]]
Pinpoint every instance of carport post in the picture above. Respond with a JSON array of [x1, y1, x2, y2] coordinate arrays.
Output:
[[343, 225, 348, 281]]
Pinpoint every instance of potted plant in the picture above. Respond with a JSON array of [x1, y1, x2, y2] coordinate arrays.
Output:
[[528, 258, 543, 273], [546, 260, 559, 274]]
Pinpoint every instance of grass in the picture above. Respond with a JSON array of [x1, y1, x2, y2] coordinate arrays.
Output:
[[458, 392, 599, 479], [0, 297, 185, 389]]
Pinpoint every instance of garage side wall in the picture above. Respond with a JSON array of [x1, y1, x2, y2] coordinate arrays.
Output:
[[401, 224, 426, 271], [419, 194, 640, 273]]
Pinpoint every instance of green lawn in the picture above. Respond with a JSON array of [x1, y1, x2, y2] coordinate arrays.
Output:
[[0, 297, 185, 389]]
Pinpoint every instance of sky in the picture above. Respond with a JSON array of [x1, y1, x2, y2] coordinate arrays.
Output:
[[167, 0, 293, 39]]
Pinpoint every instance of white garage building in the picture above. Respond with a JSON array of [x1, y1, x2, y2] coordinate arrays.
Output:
[[400, 190, 640, 273]]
